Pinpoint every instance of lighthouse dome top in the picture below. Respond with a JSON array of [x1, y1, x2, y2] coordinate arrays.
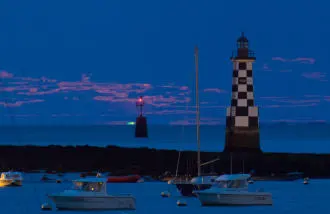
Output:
[[237, 32, 248, 43], [231, 32, 256, 60], [237, 32, 249, 49]]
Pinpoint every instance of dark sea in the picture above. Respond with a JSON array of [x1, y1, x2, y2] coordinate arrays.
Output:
[[0, 123, 329, 153], [0, 173, 329, 214]]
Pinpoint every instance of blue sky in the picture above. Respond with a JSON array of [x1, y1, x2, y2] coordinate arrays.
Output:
[[0, 0, 330, 125]]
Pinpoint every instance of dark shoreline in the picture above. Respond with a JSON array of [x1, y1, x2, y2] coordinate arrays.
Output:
[[0, 145, 329, 178]]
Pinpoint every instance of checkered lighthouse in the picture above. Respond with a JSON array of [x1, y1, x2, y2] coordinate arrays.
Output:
[[224, 33, 261, 153]]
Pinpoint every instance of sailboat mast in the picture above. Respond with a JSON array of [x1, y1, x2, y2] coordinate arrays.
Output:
[[195, 46, 201, 177]]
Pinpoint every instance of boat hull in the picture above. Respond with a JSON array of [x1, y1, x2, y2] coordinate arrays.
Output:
[[195, 192, 273, 206], [0, 180, 22, 187], [175, 183, 212, 197], [49, 195, 136, 210]]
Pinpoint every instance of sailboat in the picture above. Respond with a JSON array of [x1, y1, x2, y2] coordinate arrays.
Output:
[[173, 46, 219, 197]]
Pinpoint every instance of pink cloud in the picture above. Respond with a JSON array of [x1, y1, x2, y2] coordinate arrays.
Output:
[[29, 88, 38, 93], [81, 73, 91, 82], [272, 57, 316, 64], [292, 58, 316, 64], [0, 99, 45, 107], [165, 105, 226, 109], [323, 96, 330, 102], [271, 57, 287, 62], [1, 71, 193, 109], [105, 121, 129, 125], [93, 96, 136, 103], [203, 88, 227, 93], [18, 88, 61, 95], [301, 72, 327, 81], [51, 113, 86, 117], [145, 109, 196, 115], [279, 69, 292, 72], [9, 81, 30, 85], [262, 103, 318, 108], [259, 96, 323, 108], [169, 117, 223, 125], [269, 99, 321, 104], [180, 86, 189, 91], [304, 95, 321, 98], [4, 114, 39, 117], [272, 119, 326, 123], [40, 76, 57, 83], [259, 96, 289, 100], [261, 64, 272, 71], [0, 71, 13, 78]]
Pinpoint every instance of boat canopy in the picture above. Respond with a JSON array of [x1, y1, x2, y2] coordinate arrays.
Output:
[[215, 174, 251, 182]]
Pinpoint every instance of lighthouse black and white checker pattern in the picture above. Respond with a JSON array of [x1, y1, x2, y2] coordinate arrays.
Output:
[[226, 60, 258, 128], [224, 33, 261, 153]]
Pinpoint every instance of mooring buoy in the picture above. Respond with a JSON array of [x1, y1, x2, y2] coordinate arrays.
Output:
[[161, 191, 170, 197], [177, 200, 187, 206]]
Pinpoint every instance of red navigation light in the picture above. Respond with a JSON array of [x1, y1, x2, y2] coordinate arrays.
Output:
[[136, 96, 144, 105]]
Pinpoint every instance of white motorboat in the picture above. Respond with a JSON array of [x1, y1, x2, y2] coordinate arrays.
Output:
[[48, 177, 136, 210], [0, 171, 23, 187], [194, 174, 273, 206]]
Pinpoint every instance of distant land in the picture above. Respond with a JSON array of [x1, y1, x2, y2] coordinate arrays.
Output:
[[0, 145, 330, 178]]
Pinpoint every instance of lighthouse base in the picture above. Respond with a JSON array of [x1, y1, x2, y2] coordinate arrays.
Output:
[[135, 116, 148, 138], [223, 127, 262, 153]]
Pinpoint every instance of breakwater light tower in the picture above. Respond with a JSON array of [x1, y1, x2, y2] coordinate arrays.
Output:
[[135, 96, 148, 138], [224, 33, 261, 153]]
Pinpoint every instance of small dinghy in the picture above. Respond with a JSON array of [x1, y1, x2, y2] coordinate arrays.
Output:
[[41, 203, 52, 211], [303, 177, 309, 185]]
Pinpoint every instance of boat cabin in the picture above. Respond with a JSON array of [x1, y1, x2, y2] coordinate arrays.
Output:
[[214, 174, 250, 190], [72, 178, 107, 194], [191, 175, 218, 184]]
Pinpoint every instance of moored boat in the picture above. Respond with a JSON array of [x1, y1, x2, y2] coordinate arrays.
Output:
[[170, 47, 220, 197], [173, 175, 217, 197], [194, 174, 273, 206], [48, 177, 136, 210], [41, 174, 62, 183], [0, 171, 23, 187], [252, 172, 304, 181]]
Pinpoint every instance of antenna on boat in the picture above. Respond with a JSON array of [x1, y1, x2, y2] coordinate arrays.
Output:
[[195, 46, 201, 177], [175, 98, 189, 178], [230, 153, 233, 174]]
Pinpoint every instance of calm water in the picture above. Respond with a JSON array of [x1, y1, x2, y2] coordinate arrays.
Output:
[[0, 173, 329, 214], [1, 123, 330, 153]]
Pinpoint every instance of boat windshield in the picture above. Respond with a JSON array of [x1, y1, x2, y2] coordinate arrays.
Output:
[[73, 181, 104, 192], [216, 179, 248, 189]]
